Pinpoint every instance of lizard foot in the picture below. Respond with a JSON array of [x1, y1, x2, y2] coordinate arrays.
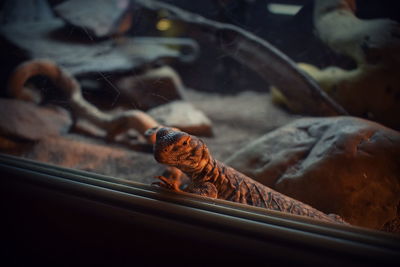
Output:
[[152, 175, 183, 192]]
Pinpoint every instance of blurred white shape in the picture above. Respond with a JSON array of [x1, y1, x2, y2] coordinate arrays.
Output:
[[267, 3, 301, 16]]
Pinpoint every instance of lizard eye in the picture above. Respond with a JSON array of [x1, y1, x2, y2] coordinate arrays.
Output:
[[182, 141, 188, 146]]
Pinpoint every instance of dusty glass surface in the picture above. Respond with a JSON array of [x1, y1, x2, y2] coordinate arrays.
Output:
[[0, 0, 399, 233]]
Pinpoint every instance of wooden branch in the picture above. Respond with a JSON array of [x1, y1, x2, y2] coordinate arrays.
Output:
[[136, 0, 348, 116], [7, 59, 159, 141]]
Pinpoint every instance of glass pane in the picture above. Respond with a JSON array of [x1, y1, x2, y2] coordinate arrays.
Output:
[[0, 0, 399, 235]]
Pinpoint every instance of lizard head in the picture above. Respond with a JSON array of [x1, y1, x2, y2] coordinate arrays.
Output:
[[153, 127, 210, 172]]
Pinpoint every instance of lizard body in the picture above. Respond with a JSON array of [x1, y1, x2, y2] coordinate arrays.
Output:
[[152, 127, 347, 224]]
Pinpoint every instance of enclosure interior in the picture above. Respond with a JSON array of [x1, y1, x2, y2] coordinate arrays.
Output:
[[1, 0, 400, 243]]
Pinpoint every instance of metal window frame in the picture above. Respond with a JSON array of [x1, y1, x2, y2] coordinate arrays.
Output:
[[0, 153, 399, 265]]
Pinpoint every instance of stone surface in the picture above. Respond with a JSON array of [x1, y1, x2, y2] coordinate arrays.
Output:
[[295, 62, 400, 130], [0, 98, 72, 141], [116, 65, 186, 110], [225, 116, 400, 231], [0, 0, 54, 25], [0, 18, 192, 76], [54, 0, 132, 38], [147, 100, 213, 137]]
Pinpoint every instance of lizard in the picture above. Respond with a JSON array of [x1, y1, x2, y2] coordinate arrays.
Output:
[[148, 127, 348, 224]]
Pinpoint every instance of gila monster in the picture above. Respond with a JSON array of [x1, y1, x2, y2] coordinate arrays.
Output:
[[150, 127, 347, 224]]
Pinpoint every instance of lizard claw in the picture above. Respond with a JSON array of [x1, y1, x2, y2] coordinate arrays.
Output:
[[151, 181, 168, 188], [152, 175, 182, 191]]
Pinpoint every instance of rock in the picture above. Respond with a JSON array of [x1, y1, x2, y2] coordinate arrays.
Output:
[[312, 1, 400, 129], [0, 98, 72, 141], [295, 62, 400, 130], [225, 116, 400, 231], [0, 14, 195, 76], [148, 100, 213, 137], [0, 0, 55, 25], [54, 0, 133, 38], [382, 214, 400, 233], [116, 66, 186, 110]]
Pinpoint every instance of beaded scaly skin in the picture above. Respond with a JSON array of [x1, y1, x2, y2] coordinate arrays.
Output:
[[152, 127, 347, 224]]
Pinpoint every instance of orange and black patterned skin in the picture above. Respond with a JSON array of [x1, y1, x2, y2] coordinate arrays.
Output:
[[153, 127, 347, 224]]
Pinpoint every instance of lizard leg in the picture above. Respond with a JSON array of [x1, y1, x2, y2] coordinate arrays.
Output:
[[152, 175, 184, 192], [152, 166, 189, 192], [186, 182, 218, 198], [152, 176, 182, 192]]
